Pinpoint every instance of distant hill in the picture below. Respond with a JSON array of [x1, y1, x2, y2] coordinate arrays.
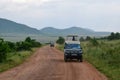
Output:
[[40, 27, 110, 36], [0, 18, 110, 37], [0, 18, 40, 34]]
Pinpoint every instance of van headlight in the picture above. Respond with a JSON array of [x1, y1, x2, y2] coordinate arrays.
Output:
[[78, 50, 82, 53], [65, 50, 70, 53]]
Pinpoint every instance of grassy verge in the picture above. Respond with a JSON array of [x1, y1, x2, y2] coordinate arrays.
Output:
[[0, 48, 38, 72], [81, 40, 120, 80], [56, 44, 64, 51]]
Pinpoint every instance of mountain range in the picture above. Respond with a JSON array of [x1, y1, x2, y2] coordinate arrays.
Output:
[[0, 18, 110, 37], [0, 18, 40, 34]]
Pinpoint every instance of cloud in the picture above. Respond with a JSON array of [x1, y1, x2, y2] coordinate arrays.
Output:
[[0, 0, 120, 32]]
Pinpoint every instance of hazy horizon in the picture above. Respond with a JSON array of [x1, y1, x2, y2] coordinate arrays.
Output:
[[0, 0, 120, 32]]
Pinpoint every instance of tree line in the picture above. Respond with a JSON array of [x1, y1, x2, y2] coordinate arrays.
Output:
[[107, 32, 120, 40], [0, 37, 41, 62], [80, 32, 120, 41], [56, 32, 120, 45]]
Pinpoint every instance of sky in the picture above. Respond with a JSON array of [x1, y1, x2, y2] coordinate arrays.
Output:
[[0, 0, 120, 32]]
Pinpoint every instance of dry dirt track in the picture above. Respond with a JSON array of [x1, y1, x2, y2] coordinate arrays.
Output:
[[0, 46, 107, 80]]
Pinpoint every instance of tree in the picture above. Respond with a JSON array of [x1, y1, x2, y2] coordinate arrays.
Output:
[[25, 37, 41, 47], [86, 36, 91, 41], [108, 32, 120, 40], [115, 32, 120, 39], [30, 39, 41, 47], [25, 37, 32, 42], [0, 38, 4, 42], [0, 41, 9, 62], [56, 37, 65, 44], [108, 32, 115, 40], [80, 37, 84, 41], [16, 41, 31, 51], [0, 37, 42, 62], [16, 37, 42, 51], [6, 41, 16, 52], [90, 38, 99, 46]]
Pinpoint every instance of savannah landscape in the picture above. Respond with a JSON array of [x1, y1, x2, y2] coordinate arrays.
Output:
[[0, 0, 120, 80]]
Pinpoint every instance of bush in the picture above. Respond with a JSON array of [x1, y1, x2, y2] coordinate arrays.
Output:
[[0, 42, 9, 62], [108, 32, 120, 40], [30, 39, 41, 47], [0, 37, 42, 62], [80, 37, 85, 41], [25, 37, 32, 42], [56, 36, 65, 44], [86, 36, 91, 41], [90, 38, 99, 46], [6, 41, 16, 52], [16, 37, 41, 51], [16, 41, 31, 51]]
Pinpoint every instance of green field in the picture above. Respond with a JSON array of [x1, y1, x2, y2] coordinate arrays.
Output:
[[0, 48, 38, 72], [56, 40, 120, 80], [81, 40, 120, 80], [1, 35, 58, 43]]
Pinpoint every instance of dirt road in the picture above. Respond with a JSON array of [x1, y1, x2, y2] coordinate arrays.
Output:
[[0, 46, 107, 80]]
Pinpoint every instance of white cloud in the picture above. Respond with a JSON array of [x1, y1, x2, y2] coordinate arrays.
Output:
[[12, 0, 27, 3], [0, 0, 120, 32]]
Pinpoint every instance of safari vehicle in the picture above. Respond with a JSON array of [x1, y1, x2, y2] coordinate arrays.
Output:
[[50, 41, 54, 47], [64, 35, 83, 62]]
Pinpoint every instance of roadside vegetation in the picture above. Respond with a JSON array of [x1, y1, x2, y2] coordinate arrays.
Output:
[[56, 32, 120, 80], [81, 32, 120, 80], [0, 37, 42, 72], [56, 36, 65, 45], [82, 40, 120, 80], [56, 36, 65, 51]]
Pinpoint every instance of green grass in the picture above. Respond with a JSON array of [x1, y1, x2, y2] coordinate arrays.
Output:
[[56, 44, 64, 51], [0, 48, 38, 72], [1, 35, 58, 43], [56, 40, 120, 80], [81, 40, 120, 80]]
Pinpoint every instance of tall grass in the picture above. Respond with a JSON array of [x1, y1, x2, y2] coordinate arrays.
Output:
[[56, 44, 64, 51], [81, 40, 120, 80], [0, 48, 38, 72]]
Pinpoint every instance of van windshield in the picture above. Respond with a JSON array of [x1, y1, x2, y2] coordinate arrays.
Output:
[[65, 44, 80, 49]]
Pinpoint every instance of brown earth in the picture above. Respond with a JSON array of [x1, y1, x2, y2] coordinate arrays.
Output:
[[0, 46, 108, 80]]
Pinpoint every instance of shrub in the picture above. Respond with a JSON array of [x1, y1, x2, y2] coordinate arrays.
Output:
[[0, 42, 9, 62], [86, 36, 91, 41], [89, 38, 99, 46], [6, 41, 16, 52], [108, 32, 120, 40], [0, 37, 42, 62], [16, 41, 31, 51], [25, 37, 32, 43], [56, 36, 65, 44]]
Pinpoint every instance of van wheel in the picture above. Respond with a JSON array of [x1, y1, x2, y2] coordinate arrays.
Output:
[[64, 56, 67, 62], [79, 55, 83, 62]]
